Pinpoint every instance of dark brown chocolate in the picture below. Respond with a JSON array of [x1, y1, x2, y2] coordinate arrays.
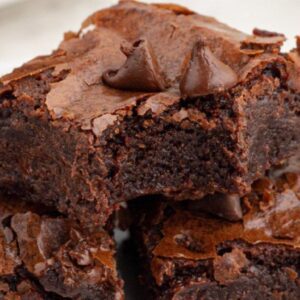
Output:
[[0, 1, 299, 226], [253, 28, 285, 38], [131, 170, 300, 299], [187, 193, 242, 221], [180, 41, 238, 97], [103, 39, 168, 92], [0, 198, 124, 300]]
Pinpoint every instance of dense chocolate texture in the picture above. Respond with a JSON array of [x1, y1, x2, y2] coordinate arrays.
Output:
[[0, 198, 123, 300], [1, 2, 300, 225], [131, 171, 300, 299]]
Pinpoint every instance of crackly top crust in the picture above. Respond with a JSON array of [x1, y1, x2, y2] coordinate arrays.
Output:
[[0, 1, 296, 137], [0, 197, 123, 299], [140, 170, 300, 261]]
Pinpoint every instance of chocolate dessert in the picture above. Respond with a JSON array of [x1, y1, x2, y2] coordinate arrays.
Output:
[[131, 170, 300, 299], [0, 2, 299, 225], [0, 197, 123, 300]]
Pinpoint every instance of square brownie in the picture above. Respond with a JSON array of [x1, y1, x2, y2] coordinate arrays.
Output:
[[130, 169, 300, 299], [0, 197, 123, 299], [0, 2, 299, 225]]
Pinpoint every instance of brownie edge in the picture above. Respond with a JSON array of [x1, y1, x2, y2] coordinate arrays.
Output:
[[130, 170, 300, 299], [0, 1, 300, 226], [0, 197, 124, 300]]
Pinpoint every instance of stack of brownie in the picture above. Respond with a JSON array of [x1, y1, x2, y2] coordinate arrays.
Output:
[[0, 1, 299, 299]]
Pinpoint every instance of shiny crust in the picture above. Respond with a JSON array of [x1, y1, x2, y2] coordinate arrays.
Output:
[[0, 198, 124, 299]]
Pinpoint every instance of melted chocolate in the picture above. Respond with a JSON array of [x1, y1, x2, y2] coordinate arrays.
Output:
[[103, 39, 168, 92], [1, 1, 295, 126], [0, 1, 299, 230], [187, 193, 243, 221], [1, 1, 253, 125], [180, 41, 238, 97]]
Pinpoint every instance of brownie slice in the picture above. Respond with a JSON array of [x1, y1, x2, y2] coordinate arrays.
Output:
[[0, 198, 123, 300], [1, 2, 300, 225], [130, 170, 300, 299]]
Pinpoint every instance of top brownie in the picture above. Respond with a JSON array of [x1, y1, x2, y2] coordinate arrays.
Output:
[[0, 1, 300, 225]]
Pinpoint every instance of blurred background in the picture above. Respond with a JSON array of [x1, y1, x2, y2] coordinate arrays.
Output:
[[0, 0, 299, 76]]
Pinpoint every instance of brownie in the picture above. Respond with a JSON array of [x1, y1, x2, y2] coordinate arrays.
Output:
[[130, 169, 300, 299], [1, 2, 300, 225], [0, 197, 123, 300]]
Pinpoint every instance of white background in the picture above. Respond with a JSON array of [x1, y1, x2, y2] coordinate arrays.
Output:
[[0, 0, 299, 76]]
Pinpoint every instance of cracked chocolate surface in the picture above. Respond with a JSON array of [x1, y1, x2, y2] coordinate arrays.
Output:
[[0, 197, 123, 300], [130, 168, 300, 299], [0, 1, 299, 225]]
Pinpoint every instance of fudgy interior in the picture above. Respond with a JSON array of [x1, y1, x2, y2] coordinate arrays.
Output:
[[0, 62, 298, 225], [0, 70, 111, 225], [101, 63, 299, 202]]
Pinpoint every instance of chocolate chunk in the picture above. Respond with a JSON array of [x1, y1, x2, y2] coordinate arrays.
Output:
[[1, 0, 299, 228], [103, 39, 167, 92], [187, 193, 243, 221], [297, 36, 300, 53], [180, 41, 238, 97], [253, 28, 285, 38]]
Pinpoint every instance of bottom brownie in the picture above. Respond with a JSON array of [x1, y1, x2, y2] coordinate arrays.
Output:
[[130, 171, 300, 299], [0, 197, 123, 300]]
